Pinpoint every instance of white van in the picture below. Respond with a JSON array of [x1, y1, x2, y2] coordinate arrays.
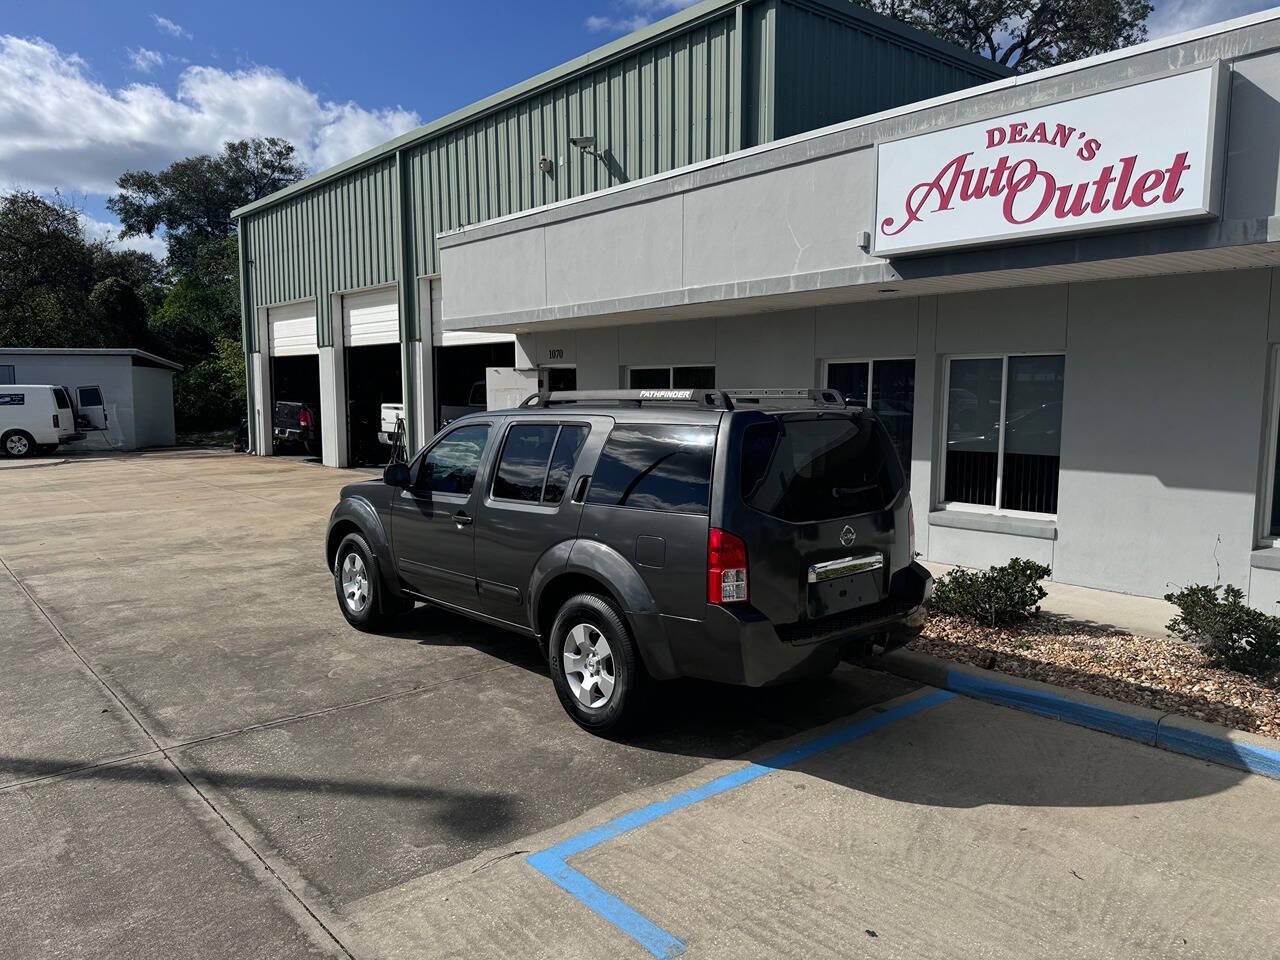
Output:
[[1, 385, 82, 457]]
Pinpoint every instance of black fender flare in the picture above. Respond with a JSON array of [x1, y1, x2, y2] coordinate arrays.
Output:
[[530, 538, 678, 679], [325, 497, 405, 603]]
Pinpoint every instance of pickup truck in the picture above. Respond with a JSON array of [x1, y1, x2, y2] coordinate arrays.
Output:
[[273, 400, 321, 457]]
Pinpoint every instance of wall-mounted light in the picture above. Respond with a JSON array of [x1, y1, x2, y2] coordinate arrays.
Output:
[[537, 155, 553, 173]]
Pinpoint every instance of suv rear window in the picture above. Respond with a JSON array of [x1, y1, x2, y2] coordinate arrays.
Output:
[[740, 415, 900, 522], [588, 424, 716, 514]]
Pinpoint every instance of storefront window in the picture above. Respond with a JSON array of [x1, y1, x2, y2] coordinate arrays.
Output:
[[627, 366, 716, 389], [943, 354, 1064, 514], [827, 359, 915, 464]]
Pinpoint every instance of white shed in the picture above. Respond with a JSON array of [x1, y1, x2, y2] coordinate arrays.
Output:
[[0, 348, 182, 450]]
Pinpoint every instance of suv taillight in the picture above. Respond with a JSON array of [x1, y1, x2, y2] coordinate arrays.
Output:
[[299, 408, 313, 428], [708, 527, 748, 604]]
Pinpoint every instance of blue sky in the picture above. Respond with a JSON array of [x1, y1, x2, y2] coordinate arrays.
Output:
[[0, 0, 1271, 257]]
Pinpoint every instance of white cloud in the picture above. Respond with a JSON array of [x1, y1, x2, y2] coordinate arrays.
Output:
[[0, 36, 422, 196], [127, 47, 164, 73], [585, 0, 699, 34], [151, 15, 191, 40], [586, 14, 652, 33], [1146, 0, 1272, 38], [78, 213, 168, 259]]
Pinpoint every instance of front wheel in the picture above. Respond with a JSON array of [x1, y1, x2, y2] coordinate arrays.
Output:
[[333, 532, 410, 630], [2, 431, 35, 458], [548, 593, 645, 734]]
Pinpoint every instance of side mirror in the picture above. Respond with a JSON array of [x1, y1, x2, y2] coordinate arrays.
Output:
[[383, 462, 410, 487]]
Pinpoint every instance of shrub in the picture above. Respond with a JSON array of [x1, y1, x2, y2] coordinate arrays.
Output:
[[930, 558, 1051, 627], [1164, 584, 1280, 678]]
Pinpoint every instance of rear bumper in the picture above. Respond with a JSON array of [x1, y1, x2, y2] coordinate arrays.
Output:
[[653, 561, 933, 686], [273, 427, 314, 442]]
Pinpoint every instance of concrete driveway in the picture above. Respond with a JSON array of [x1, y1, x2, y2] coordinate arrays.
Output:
[[1, 449, 1277, 959]]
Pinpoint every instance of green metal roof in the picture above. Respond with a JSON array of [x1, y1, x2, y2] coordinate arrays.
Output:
[[231, 0, 1007, 220]]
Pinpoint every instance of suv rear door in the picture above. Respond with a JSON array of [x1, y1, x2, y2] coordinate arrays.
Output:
[[473, 415, 609, 626], [725, 410, 906, 627], [578, 421, 719, 621]]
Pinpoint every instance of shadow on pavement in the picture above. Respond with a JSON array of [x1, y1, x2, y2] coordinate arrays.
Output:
[[2, 756, 518, 840], [390, 604, 1251, 810]]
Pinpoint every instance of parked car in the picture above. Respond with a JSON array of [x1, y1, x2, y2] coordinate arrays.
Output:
[[1, 384, 83, 457], [324, 387, 931, 733], [273, 400, 321, 457]]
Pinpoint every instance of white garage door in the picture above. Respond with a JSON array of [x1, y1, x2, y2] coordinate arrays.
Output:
[[267, 301, 318, 356], [343, 288, 400, 346]]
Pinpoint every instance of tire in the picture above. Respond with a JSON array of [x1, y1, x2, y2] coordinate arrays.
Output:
[[548, 593, 645, 734], [2, 431, 35, 458], [333, 532, 410, 630]]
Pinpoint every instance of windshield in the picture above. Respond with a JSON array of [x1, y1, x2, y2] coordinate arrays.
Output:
[[741, 414, 901, 522]]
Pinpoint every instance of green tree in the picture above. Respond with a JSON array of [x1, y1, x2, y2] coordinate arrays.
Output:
[[109, 138, 307, 430], [0, 191, 162, 350], [856, 0, 1153, 72], [109, 137, 306, 273]]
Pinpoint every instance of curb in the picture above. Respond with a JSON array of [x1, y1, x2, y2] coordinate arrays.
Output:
[[876, 649, 1280, 780]]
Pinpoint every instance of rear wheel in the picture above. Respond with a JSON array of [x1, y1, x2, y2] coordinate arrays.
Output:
[[2, 431, 35, 458], [549, 593, 645, 734], [333, 532, 411, 630]]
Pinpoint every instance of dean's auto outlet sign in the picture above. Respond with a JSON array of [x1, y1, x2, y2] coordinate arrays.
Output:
[[873, 65, 1228, 257]]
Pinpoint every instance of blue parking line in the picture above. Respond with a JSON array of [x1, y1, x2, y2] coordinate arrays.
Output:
[[526, 688, 956, 958]]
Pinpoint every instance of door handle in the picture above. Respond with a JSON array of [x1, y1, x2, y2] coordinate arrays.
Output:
[[571, 475, 591, 504], [453, 511, 473, 527]]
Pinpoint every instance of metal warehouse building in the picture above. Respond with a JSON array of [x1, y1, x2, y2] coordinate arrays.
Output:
[[234, 0, 1004, 466], [239, 2, 1280, 609]]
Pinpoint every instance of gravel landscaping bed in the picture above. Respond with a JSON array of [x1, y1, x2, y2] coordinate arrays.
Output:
[[910, 614, 1280, 739]]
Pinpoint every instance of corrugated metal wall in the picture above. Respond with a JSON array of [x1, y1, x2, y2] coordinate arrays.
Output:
[[242, 0, 1005, 351], [244, 159, 398, 350], [771, 0, 999, 140], [405, 10, 740, 280]]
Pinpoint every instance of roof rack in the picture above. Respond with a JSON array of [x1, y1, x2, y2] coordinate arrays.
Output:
[[722, 388, 847, 409], [520, 388, 733, 409]]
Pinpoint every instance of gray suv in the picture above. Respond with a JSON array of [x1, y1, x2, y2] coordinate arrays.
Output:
[[325, 388, 932, 733]]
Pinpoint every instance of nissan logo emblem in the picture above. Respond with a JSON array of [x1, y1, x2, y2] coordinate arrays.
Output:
[[839, 525, 856, 547]]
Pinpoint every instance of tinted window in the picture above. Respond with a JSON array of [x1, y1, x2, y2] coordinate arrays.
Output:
[[588, 424, 716, 514], [742, 415, 900, 522], [543, 425, 589, 504], [51, 387, 72, 409], [78, 386, 103, 407], [419, 424, 490, 495], [493, 424, 558, 501]]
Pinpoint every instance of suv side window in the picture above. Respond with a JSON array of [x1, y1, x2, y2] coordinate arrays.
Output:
[[417, 423, 490, 495], [492, 422, 590, 504], [493, 424, 558, 501], [587, 424, 716, 514], [543, 425, 589, 504]]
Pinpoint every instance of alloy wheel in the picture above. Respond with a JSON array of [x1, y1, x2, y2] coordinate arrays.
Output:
[[341, 551, 370, 614], [562, 623, 616, 708]]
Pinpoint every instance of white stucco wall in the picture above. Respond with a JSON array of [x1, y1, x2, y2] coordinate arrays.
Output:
[[0, 353, 144, 449], [130, 365, 177, 448], [520, 270, 1280, 603]]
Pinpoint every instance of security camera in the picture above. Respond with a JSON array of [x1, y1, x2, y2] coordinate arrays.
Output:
[[569, 136, 597, 151]]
